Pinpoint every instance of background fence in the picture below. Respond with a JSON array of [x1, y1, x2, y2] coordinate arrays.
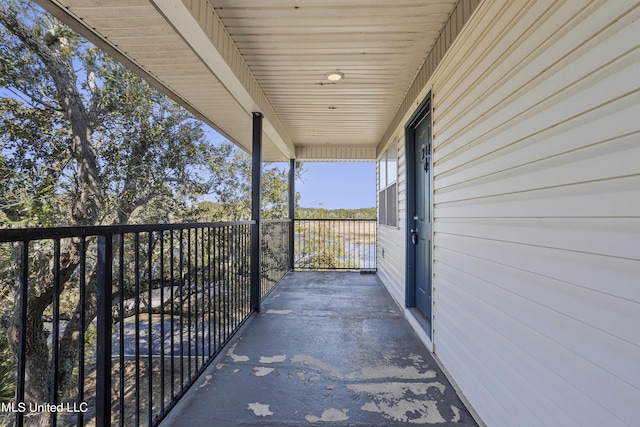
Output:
[[294, 219, 376, 271]]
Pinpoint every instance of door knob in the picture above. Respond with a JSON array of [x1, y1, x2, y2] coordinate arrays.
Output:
[[411, 228, 418, 245]]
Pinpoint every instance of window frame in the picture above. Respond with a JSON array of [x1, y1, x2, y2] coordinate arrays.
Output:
[[378, 141, 398, 227]]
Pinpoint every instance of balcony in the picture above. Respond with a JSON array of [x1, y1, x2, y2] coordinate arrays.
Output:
[[2, 1, 635, 424], [160, 270, 477, 426], [0, 218, 477, 426]]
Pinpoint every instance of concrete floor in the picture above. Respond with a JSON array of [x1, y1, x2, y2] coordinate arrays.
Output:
[[160, 271, 478, 426]]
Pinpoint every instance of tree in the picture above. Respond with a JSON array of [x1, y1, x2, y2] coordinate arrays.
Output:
[[202, 141, 299, 221], [296, 207, 376, 219], [0, 3, 212, 425]]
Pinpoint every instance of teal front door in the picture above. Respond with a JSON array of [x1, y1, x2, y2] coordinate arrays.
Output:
[[408, 107, 432, 320]]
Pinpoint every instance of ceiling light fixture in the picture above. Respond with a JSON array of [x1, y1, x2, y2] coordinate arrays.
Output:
[[325, 71, 344, 82]]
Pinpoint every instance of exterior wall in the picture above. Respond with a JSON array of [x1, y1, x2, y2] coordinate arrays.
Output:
[[377, 133, 406, 305], [376, 0, 479, 322], [377, 0, 640, 425]]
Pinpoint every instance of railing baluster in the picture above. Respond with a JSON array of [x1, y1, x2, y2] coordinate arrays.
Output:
[[193, 228, 199, 371], [227, 227, 232, 337], [134, 233, 141, 427], [169, 230, 175, 402], [224, 227, 230, 341], [207, 228, 212, 358], [201, 227, 206, 364], [235, 227, 240, 328], [15, 241, 28, 427], [247, 224, 251, 312], [352, 220, 356, 268], [159, 232, 166, 414], [186, 228, 192, 378], [50, 239, 60, 427], [216, 227, 222, 350], [96, 234, 113, 427], [118, 235, 126, 427], [147, 231, 153, 427], [178, 230, 185, 390], [77, 236, 86, 427]]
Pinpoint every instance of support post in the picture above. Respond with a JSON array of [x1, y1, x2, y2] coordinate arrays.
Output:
[[288, 158, 296, 270], [15, 242, 28, 427], [250, 112, 263, 313], [96, 234, 113, 427]]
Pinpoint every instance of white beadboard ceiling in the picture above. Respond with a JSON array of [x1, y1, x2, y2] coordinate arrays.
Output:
[[36, 0, 460, 161]]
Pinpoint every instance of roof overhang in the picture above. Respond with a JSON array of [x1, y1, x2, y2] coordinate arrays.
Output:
[[35, 0, 477, 161]]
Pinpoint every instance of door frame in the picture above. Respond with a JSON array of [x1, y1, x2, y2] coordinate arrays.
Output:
[[405, 94, 433, 328]]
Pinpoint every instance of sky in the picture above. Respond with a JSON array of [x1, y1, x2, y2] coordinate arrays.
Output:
[[296, 162, 376, 210], [206, 129, 376, 210]]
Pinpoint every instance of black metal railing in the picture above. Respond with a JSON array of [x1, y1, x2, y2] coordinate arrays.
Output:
[[0, 220, 291, 427], [294, 219, 376, 271], [261, 220, 291, 298], [0, 217, 374, 426]]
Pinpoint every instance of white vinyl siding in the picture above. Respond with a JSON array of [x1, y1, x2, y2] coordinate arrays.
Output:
[[376, 0, 477, 313], [376, 0, 640, 425], [377, 135, 406, 303], [431, 1, 640, 425]]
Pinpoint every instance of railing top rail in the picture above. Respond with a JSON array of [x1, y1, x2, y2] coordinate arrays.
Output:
[[261, 219, 292, 224], [0, 220, 256, 243], [296, 218, 377, 222]]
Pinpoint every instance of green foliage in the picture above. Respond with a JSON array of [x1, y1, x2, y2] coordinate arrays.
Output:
[[200, 142, 299, 221], [97, 56, 211, 224], [0, 3, 81, 227], [0, 256, 16, 419], [0, 3, 212, 228], [296, 206, 376, 219], [0, 335, 15, 405]]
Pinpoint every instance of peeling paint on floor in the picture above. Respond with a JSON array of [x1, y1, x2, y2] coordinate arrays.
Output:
[[253, 367, 274, 377], [355, 365, 437, 380], [160, 272, 477, 427], [451, 405, 461, 422], [305, 408, 349, 422], [198, 375, 212, 389], [408, 354, 423, 363], [247, 402, 273, 417], [291, 354, 343, 378], [359, 398, 447, 424], [227, 343, 249, 362], [348, 381, 452, 424], [259, 354, 287, 363], [265, 309, 293, 315], [286, 352, 464, 423]]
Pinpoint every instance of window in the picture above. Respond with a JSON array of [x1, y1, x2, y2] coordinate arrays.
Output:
[[378, 141, 397, 226]]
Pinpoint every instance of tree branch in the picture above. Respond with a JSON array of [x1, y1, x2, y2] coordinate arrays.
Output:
[[0, 3, 103, 226]]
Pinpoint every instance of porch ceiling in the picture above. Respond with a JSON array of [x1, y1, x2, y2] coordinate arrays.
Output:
[[36, 0, 458, 161]]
